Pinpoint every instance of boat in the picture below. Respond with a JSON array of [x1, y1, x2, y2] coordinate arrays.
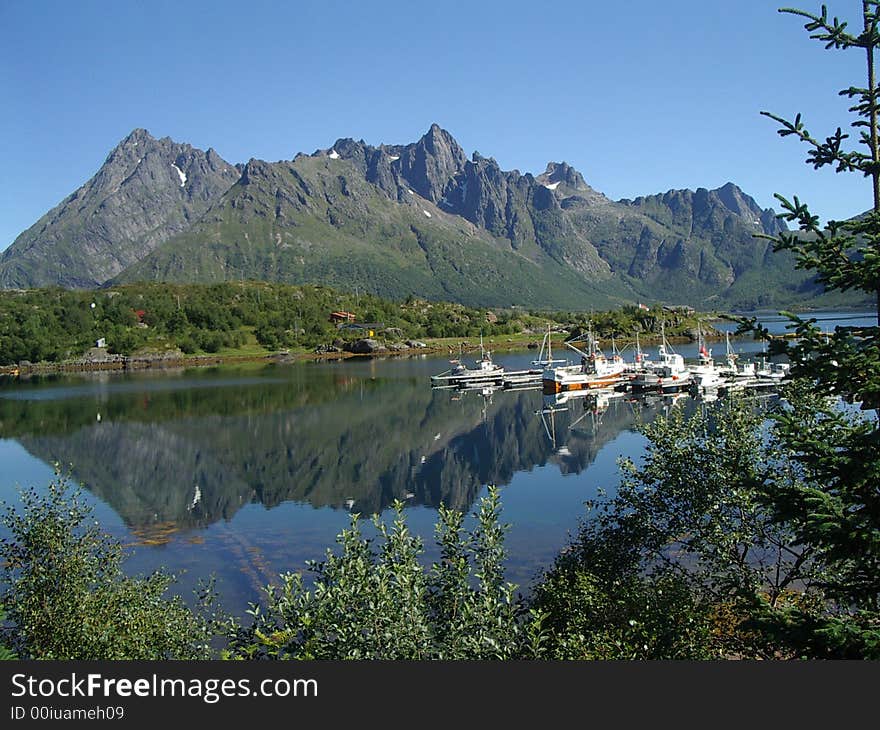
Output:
[[689, 325, 733, 390], [542, 325, 627, 393], [722, 332, 759, 380], [624, 332, 651, 375], [430, 335, 505, 386], [530, 325, 567, 369], [630, 322, 692, 393], [755, 356, 773, 379], [769, 362, 791, 379]]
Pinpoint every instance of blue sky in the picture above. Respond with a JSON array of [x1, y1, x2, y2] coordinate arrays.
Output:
[[0, 0, 873, 251]]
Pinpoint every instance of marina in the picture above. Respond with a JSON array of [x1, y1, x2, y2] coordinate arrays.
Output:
[[430, 326, 794, 397]]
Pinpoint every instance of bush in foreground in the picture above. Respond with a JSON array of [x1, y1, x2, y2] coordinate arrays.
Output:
[[0, 475, 222, 660], [224, 487, 545, 660]]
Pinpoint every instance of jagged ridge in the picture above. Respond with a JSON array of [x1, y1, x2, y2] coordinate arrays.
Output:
[[1, 123, 823, 309]]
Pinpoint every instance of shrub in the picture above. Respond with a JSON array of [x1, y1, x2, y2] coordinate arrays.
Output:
[[224, 486, 546, 660], [0, 474, 222, 659]]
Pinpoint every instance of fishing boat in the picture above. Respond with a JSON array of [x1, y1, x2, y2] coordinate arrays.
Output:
[[531, 325, 568, 368], [720, 331, 761, 381], [768, 362, 791, 379], [630, 322, 691, 393], [624, 332, 652, 376], [542, 326, 627, 393], [430, 335, 505, 386], [689, 326, 732, 390]]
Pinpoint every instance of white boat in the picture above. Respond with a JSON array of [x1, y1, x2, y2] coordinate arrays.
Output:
[[531, 325, 567, 368], [753, 358, 790, 380], [430, 336, 504, 386], [690, 326, 732, 390], [768, 362, 791, 379], [624, 332, 652, 375], [542, 326, 626, 393], [755, 357, 773, 379], [630, 323, 691, 392], [728, 332, 779, 381]]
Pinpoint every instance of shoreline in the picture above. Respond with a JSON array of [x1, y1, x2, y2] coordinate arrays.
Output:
[[0, 330, 748, 379]]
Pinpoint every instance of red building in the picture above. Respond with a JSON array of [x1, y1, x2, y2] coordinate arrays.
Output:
[[329, 311, 356, 323]]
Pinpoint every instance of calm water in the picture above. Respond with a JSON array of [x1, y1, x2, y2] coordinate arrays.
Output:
[[712, 309, 878, 336], [0, 310, 873, 615]]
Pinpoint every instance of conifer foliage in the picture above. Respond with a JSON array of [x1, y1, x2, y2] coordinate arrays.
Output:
[[744, 2, 880, 656]]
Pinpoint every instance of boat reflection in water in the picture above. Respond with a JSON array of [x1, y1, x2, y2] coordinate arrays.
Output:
[[533, 386, 699, 468]]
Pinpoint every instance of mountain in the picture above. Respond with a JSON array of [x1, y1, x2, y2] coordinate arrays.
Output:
[[115, 129, 629, 309], [0, 129, 240, 288], [1, 123, 830, 309]]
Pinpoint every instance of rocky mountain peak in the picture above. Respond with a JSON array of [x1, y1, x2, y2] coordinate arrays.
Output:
[[104, 128, 158, 165], [240, 158, 269, 184], [423, 122, 459, 150], [124, 127, 152, 143], [396, 124, 467, 203], [2, 125, 815, 308], [0, 129, 240, 288], [537, 161, 588, 191], [712, 182, 760, 217], [325, 137, 368, 161]]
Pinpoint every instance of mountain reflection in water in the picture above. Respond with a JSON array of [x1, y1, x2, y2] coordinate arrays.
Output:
[[0, 366, 677, 529], [0, 358, 702, 612]]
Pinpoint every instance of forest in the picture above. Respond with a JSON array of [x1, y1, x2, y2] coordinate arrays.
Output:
[[0, 281, 709, 367]]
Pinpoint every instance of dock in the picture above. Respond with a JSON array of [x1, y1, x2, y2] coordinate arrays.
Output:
[[430, 352, 792, 396], [431, 367, 543, 390], [501, 369, 544, 388]]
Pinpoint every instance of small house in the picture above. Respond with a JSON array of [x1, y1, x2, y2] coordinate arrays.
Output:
[[95, 337, 106, 348], [329, 311, 356, 324]]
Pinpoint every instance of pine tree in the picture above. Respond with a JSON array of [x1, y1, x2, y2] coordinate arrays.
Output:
[[747, 2, 880, 656]]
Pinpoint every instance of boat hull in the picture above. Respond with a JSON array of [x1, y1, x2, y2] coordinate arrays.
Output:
[[430, 368, 504, 386], [542, 372, 625, 393], [631, 371, 692, 393]]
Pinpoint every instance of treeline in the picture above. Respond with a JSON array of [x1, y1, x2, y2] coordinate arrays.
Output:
[[0, 281, 710, 366]]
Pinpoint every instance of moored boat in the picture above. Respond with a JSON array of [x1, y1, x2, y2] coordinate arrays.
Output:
[[430, 336, 505, 386], [630, 323, 691, 392], [690, 326, 733, 390], [542, 327, 626, 393], [531, 324, 568, 369]]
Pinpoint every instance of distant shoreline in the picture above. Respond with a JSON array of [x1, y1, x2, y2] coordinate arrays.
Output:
[[0, 330, 744, 379]]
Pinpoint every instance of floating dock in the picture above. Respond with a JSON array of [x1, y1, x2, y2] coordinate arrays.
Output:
[[502, 369, 544, 388]]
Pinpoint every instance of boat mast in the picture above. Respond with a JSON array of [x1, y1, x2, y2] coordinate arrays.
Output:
[[725, 331, 736, 367], [479, 331, 490, 362]]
